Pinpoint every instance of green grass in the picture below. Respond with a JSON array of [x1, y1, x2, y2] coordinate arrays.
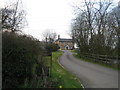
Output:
[[72, 50, 119, 71], [51, 50, 83, 89]]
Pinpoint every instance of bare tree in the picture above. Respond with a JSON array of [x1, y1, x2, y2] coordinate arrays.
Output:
[[42, 30, 50, 43], [49, 32, 57, 43], [71, 0, 118, 56], [42, 30, 57, 43], [2, 0, 27, 32]]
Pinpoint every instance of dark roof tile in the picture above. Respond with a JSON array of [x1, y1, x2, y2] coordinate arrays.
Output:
[[56, 38, 73, 42]]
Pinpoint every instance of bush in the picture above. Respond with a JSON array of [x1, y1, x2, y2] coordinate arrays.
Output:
[[2, 32, 45, 88], [45, 43, 60, 52]]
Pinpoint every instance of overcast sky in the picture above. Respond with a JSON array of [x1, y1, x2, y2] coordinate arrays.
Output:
[[1, 0, 83, 40], [22, 0, 77, 40], [1, 0, 119, 40]]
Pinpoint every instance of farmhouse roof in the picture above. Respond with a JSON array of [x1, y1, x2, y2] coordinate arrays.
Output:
[[56, 38, 73, 42]]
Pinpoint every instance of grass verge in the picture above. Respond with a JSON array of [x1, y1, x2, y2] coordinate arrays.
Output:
[[72, 50, 119, 71], [52, 50, 83, 88]]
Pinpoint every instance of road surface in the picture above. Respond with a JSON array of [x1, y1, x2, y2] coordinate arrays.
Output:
[[58, 50, 119, 88]]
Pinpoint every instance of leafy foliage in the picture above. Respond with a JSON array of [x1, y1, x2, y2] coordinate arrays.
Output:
[[2, 32, 45, 88], [45, 43, 60, 52]]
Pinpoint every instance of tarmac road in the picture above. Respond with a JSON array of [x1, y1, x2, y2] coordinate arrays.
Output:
[[58, 50, 119, 88]]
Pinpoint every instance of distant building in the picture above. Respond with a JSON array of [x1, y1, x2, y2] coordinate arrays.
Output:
[[55, 35, 74, 50]]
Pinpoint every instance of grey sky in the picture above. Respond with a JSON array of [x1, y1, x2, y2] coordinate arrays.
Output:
[[1, 0, 119, 40], [22, 0, 78, 40]]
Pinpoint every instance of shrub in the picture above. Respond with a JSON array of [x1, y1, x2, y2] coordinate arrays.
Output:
[[45, 43, 60, 52], [2, 32, 45, 88]]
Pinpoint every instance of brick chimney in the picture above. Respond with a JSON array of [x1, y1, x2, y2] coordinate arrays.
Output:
[[58, 35, 60, 40], [118, 1, 120, 7]]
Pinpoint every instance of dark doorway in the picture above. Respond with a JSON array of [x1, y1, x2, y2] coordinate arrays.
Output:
[[66, 46, 68, 50]]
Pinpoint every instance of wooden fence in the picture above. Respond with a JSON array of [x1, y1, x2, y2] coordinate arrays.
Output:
[[79, 53, 120, 67]]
